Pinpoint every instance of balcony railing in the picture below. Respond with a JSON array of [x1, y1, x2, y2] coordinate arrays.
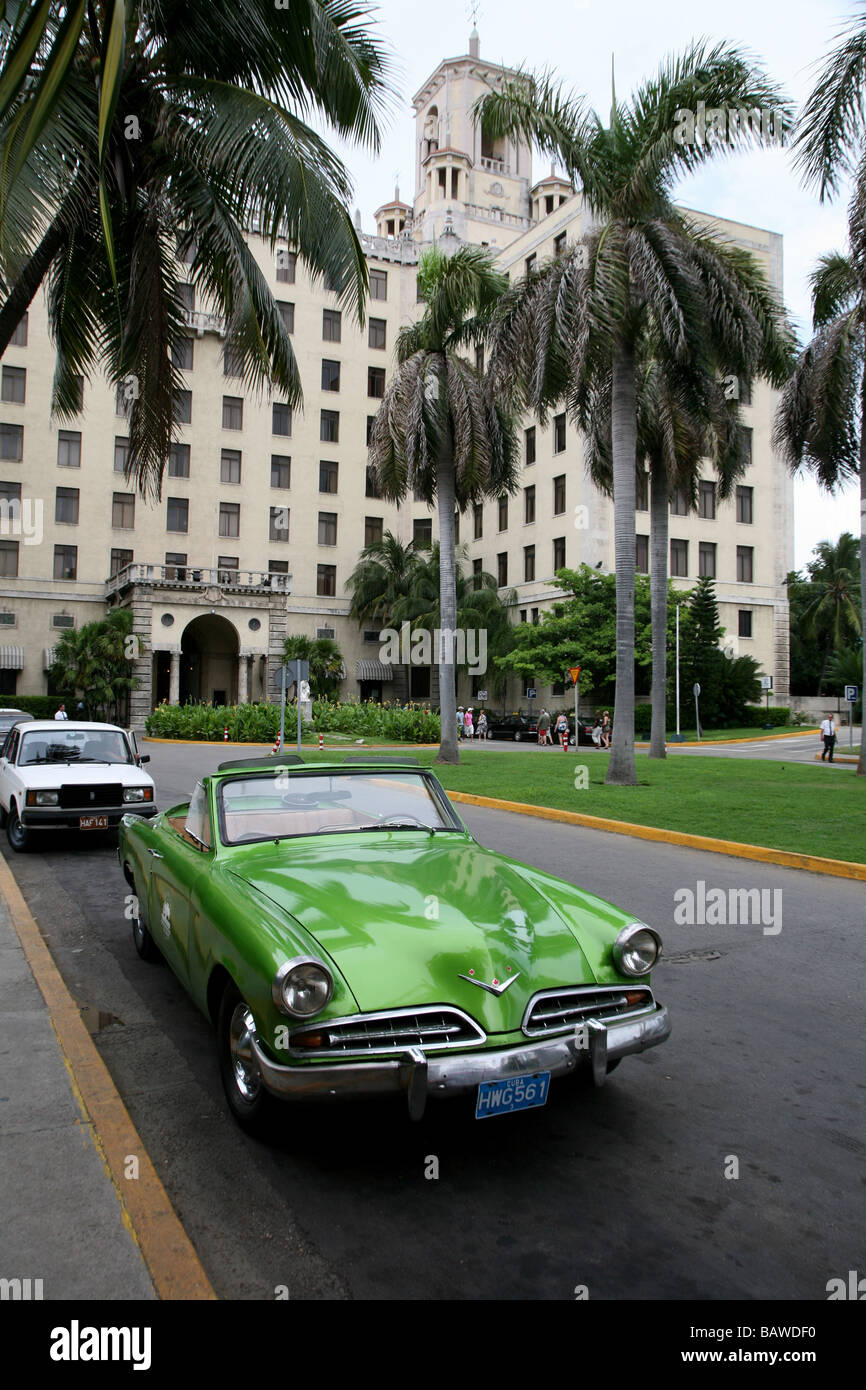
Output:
[[359, 232, 419, 264], [479, 156, 510, 175], [105, 562, 291, 599], [465, 203, 531, 230]]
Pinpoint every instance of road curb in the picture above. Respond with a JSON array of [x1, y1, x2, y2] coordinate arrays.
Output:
[[635, 729, 820, 748], [813, 752, 860, 765], [0, 853, 216, 1301], [447, 791, 866, 882]]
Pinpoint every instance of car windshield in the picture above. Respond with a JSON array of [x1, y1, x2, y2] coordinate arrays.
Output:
[[19, 729, 133, 765], [218, 770, 457, 845]]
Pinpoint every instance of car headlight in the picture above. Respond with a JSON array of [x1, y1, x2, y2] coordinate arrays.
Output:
[[613, 922, 661, 976], [123, 787, 153, 803], [26, 789, 59, 806], [273, 958, 334, 1017]]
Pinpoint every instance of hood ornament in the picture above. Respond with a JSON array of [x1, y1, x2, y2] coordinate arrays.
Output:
[[458, 968, 521, 996]]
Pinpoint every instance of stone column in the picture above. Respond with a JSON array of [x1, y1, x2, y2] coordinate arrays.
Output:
[[238, 652, 249, 705], [169, 650, 180, 705]]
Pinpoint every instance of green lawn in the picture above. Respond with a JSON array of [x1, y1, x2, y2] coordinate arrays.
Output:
[[657, 726, 816, 742], [299, 746, 865, 864]]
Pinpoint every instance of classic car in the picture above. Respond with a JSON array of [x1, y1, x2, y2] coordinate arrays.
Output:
[[0, 721, 156, 851], [118, 755, 670, 1136], [485, 712, 539, 741]]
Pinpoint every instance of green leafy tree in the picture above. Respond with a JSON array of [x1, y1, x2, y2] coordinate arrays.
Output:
[[0, 0, 393, 494], [346, 532, 419, 630], [283, 634, 344, 699], [368, 244, 519, 763], [50, 607, 145, 720], [479, 45, 795, 784]]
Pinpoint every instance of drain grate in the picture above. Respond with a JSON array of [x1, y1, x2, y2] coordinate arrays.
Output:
[[662, 948, 724, 964]]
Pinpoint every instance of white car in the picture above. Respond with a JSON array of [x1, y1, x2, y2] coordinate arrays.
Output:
[[0, 721, 157, 852]]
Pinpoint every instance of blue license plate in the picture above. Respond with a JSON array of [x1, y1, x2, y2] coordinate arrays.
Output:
[[475, 1071, 551, 1119]]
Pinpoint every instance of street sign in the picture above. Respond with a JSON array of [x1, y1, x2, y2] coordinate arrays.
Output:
[[844, 685, 859, 704], [760, 675, 773, 691], [477, 689, 488, 702], [526, 688, 536, 699], [569, 666, 581, 685]]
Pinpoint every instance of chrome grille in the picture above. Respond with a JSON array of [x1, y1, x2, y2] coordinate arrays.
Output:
[[289, 1006, 486, 1057], [522, 985, 655, 1038]]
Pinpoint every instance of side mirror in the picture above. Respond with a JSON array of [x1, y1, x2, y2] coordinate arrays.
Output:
[[137, 755, 150, 765]]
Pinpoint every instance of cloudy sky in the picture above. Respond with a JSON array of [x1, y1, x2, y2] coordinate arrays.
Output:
[[327, 0, 862, 571]]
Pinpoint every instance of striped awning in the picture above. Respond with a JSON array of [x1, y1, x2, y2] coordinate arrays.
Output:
[[355, 659, 393, 681], [43, 647, 56, 670], [0, 646, 24, 670]]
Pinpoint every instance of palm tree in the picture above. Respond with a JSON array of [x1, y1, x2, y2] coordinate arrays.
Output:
[[800, 534, 862, 677], [51, 607, 144, 720], [479, 45, 795, 784], [283, 634, 344, 699], [346, 532, 419, 630], [368, 245, 519, 763], [0, 0, 393, 494]]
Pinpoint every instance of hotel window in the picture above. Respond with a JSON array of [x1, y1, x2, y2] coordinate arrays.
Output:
[[277, 301, 295, 334], [270, 455, 291, 489], [498, 496, 508, 531], [636, 469, 649, 511], [525, 253, 537, 276], [531, 609, 539, 625], [324, 269, 343, 293], [671, 485, 688, 515], [222, 345, 243, 377], [473, 503, 483, 539], [553, 536, 566, 570], [743, 426, 753, 466], [169, 442, 190, 477], [524, 545, 535, 582], [670, 538, 688, 576], [176, 233, 196, 266], [10, 315, 28, 347], [52, 613, 74, 628], [0, 424, 23, 461], [2, 366, 26, 403], [472, 558, 483, 591], [320, 409, 339, 443], [165, 552, 187, 580], [0, 541, 18, 576], [276, 250, 296, 283], [369, 317, 387, 349], [321, 359, 341, 392], [738, 610, 753, 638], [524, 485, 536, 524], [497, 552, 508, 586], [737, 546, 753, 583], [217, 555, 238, 582], [317, 564, 336, 596], [553, 474, 566, 515], [554, 231, 567, 257], [525, 426, 536, 465], [269, 559, 289, 578], [114, 437, 130, 473], [0, 481, 21, 511], [368, 366, 386, 399], [365, 466, 381, 498], [413, 517, 432, 548], [366, 415, 376, 446], [55, 487, 79, 525], [269, 506, 289, 542], [166, 497, 189, 532], [699, 541, 716, 578], [54, 544, 77, 580], [319, 459, 338, 493], [110, 548, 133, 576], [174, 337, 194, 370], [222, 395, 242, 430], [736, 485, 753, 523], [698, 480, 716, 519], [178, 283, 195, 312], [220, 449, 241, 484], [57, 430, 81, 468], [219, 502, 240, 538], [365, 516, 383, 547], [115, 384, 132, 417], [174, 389, 192, 424], [553, 413, 566, 453], [272, 402, 291, 436], [323, 309, 341, 342], [636, 533, 649, 572], [112, 492, 134, 529], [318, 512, 337, 546]]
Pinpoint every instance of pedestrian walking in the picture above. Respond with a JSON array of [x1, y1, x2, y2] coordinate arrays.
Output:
[[476, 711, 488, 741], [54, 703, 69, 720], [601, 710, 612, 749], [537, 707, 551, 746], [464, 707, 474, 740], [456, 707, 464, 741], [555, 710, 569, 751], [591, 712, 603, 747], [820, 713, 837, 762]]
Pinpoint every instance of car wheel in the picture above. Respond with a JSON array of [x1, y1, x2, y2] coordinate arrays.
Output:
[[514, 731, 522, 742], [130, 878, 161, 963], [218, 983, 280, 1138], [0, 803, 6, 828], [6, 804, 29, 853]]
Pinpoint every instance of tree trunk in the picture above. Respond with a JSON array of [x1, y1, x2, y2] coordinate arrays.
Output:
[[858, 374, 866, 777], [435, 445, 460, 765], [0, 209, 69, 354], [606, 348, 638, 785], [649, 464, 668, 758]]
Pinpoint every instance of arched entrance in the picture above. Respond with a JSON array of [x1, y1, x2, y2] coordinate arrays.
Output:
[[180, 614, 240, 705]]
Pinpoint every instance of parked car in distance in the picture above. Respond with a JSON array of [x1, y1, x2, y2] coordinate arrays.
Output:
[[0, 708, 34, 739], [119, 755, 670, 1138], [0, 721, 156, 851], [485, 712, 539, 741]]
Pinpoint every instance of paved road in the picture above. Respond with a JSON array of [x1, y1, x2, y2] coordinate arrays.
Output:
[[2, 741, 863, 1300], [458, 730, 861, 764]]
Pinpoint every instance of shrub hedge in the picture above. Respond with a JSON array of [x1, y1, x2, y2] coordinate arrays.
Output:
[[5, 695, 75, 718], [144, 699, 441, 743]]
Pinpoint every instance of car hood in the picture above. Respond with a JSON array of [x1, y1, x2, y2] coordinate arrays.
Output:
[[228, 833, 611, 1033], [12, 763, 151, 786]]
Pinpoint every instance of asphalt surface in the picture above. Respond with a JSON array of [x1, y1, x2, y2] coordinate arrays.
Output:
[[2, 740, 863, 1300]]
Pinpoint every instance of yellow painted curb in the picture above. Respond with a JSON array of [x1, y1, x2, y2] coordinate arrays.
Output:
[[634, 728, 820, 748], [447, 790, 866, 882], [0, 854, 216, 1301], [813, 752, 860, 765]]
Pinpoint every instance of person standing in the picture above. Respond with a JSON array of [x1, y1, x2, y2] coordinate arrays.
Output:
[[476, 710, 488, 741], [54, 703, 69, 720], [537, 707, 551, 746], [601, 711, 612, 749], [555, 710, 569, 751], [820, 713, 837, 762], [456, 707, 464, 741], [464, 707, 474, 740]]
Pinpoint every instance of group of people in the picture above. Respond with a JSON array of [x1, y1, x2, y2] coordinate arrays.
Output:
[[456, 707, 489, 740], [535, 708, 612, 749]]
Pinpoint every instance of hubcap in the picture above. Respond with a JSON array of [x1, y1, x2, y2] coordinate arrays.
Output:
[[229, 1001, 261, 1101]]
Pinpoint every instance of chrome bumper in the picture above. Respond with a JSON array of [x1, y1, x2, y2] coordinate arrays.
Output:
[[250, 1004, 671, 1120]]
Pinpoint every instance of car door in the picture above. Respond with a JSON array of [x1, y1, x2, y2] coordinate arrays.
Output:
[[0, 727, 21, 812], [145, 783, 211, 987]]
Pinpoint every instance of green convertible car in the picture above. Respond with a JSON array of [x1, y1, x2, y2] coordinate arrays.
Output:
[[118, 756, 671, 1135]]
